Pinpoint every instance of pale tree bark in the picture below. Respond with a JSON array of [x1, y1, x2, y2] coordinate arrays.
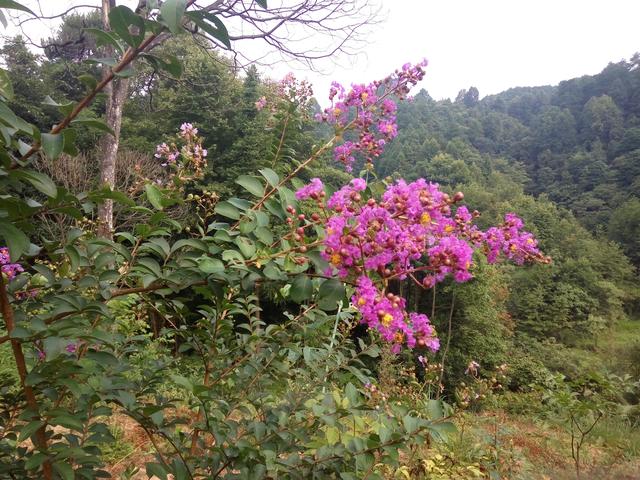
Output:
[[97, 0, 130, 238]]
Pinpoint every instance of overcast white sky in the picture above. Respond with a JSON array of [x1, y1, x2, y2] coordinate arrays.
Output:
[[4, 0, 640, 102]]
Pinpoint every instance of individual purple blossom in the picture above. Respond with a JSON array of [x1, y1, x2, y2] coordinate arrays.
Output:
[[333, 142, 356, 171], [295, 178, 324, 200], [326, 178, 367, 211], [65, 343, 77, 354], [0, 247, 23, 281]]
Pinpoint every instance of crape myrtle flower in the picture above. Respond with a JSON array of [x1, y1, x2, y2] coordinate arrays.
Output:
[[317, 60, 428, 171], [314, 177, 548, 353], [295, 178, 324, 200], [0, 247, 23, 281]]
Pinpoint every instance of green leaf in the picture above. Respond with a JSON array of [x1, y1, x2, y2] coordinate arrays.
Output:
[[62, 128, 78, 156], [18, 420, 44, 442], [255, 0, 268, 8], [141, 53, 182, 77], [171, 238, 208, 253], [403, 414, 421, 434], [53, 461, 74, 480], [24, 453, 48, 470], [214, 201, 240, 220], [71, 118, 115, 136], [84, 28, 124, 54], [41, 133, 63, 159], [115, 61, 137, 76], [85, 57, 117, 67], [427, 421, 457, 442], [0, 220, 29, 261], [278, 186, 296, 211], [109, 6, 145, 47], [254, 226, 274, 245], [264, 262, 284, 280], [198, 257, 224, 274], [325, 426, 339, 445], [11, 169, 57, 197], [89, 187, 136, 207], [236, 175, 265, 197], [146, 463, 168, 480], [42, 95, 74, 116], [0, 100, 19, 128], [355, 453, 375, 473], [185, 11, 231, 49], [65, 245, 81, 272], [344, 382, 360, 407], [290, 274, 312, 303], [0, 0, 36, 16], [52, 415, 84, 431], [236, 237, 256, 258], [0, 68, 13, 101], [160, 0, 187, 34], [145, 183, 164, 210], [259, 168, 279, 187], [317, 278, 345, 311], [78, 74, 98, 91], [426, 399, 444, 420]]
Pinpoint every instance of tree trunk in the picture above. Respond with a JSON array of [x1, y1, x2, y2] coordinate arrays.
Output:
[[97, 0, 129, 239]]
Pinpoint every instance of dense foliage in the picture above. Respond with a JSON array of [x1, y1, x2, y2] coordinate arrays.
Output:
[[0, 2, 639, 479]]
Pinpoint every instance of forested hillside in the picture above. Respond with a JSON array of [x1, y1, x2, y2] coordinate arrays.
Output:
[[0, 3, 639, 478]]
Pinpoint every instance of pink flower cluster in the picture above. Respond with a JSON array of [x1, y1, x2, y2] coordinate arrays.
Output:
[[278, 72, 313, 107], [484, 213, 542, 265], [179, 122, 198, 140], [316, 60, 428, 171], [154, 124, 208, 181], [296, 176, 549, 353], [0, 247, 23, 281]]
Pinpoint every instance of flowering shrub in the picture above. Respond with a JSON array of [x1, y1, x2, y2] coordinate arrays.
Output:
[[0, 7, 550, 473]]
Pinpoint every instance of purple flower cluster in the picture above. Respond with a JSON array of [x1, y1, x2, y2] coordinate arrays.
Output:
[[0, 247, 23, 281], [353, 276, 439, 353], [315, 178, 548, 352], [317, 60, 428, 171], [295, 178, 324, 200], [278, 73, 313, 101], [154, 142, 179, 166]]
